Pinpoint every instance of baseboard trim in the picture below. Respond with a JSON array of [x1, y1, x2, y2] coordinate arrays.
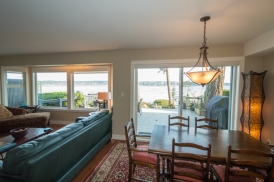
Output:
[[112, 134, 125, 140], [50, 120, 72, 125]]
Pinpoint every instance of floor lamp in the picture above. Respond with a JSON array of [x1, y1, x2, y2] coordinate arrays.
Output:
[[240, 70, 267, 141], [97, 92, 111, 110]]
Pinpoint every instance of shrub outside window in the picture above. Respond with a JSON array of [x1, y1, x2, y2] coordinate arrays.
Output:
[[73, 72, 108, 109], [37, 72, 67, 108]]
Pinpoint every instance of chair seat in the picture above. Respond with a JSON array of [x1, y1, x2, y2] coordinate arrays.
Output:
[[132, 145, 157, 165], [174, 175, 204, 182], [211, 165, 256, 182], [137, 145, 148, 148]]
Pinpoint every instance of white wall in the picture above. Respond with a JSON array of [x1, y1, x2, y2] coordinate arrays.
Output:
[[0, 44, 244, 136], [262, 54, 274, 144], [244, 29, 274, 56], [244, 57, 263, 73]]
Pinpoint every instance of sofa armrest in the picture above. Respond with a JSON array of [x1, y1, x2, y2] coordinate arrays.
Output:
[[5, 107, 26, 115], [0, 112, 50, 133]]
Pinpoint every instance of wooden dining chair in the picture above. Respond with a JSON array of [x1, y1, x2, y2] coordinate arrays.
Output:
[[195, 117, 218, 130], [170, 138, 212, 182], [130, 118, 151, 137], [168, 115, 190, 129], [210, 145, 274, 182], [124, 120, 160, 182], [254, 144, 274, 180], [167, 115, 190, 176]]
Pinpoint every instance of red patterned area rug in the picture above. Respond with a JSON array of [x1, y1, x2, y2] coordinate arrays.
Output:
[[84, 141, 157, 182], [83, 141, 264, 182]]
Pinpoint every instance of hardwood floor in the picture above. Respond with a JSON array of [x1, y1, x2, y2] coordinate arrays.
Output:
[[49, 124, 120, 182]]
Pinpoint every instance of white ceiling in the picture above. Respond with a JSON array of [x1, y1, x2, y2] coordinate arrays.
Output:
[[1, 0, 274, 56]]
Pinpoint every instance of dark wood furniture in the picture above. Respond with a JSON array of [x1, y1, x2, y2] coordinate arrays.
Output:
[[168, 115, 189, 129], [148, 125, 271, 164], [171, 138, 211, 182], [0, 127, 52, 158], [195, 117, 218, 130], [24, 105, 41, 113], [210, 145, 274, 182], [124, 120, 160, 182]]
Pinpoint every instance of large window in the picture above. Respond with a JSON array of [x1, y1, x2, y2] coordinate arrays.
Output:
[[32, 65, 111, 110], [37, 72, 67, 108], [131, 57, 244, 132], [73, 72, 108, 109], [6, 72, 25, 107], [1, 67, 28, 108]]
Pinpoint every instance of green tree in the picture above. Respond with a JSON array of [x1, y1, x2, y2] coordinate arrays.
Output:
[[172, 86, 178, 103], [158, 68, 174, 108], [38, 91, 85, 108], [204, 66, 225, 104], [74, 91, 85, 108], [38, 92, 67, 107]]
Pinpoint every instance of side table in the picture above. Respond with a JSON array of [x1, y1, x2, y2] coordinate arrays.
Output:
[[20, 105, 40, 113], [0, 127, 52, 159]]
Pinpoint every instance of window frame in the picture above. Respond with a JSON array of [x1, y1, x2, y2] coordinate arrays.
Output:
[[131, 57, 245, 131], [1, 67, 28, 106], [31, 65, 111, 111]]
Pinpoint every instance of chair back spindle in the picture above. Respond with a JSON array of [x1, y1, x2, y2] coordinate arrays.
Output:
[[195, 117, 218, 130], [171, 138, 211, 182], [168, 115, 190, 129]]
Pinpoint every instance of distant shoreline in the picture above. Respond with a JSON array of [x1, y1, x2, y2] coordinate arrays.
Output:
[[39, 80, 230, 87]]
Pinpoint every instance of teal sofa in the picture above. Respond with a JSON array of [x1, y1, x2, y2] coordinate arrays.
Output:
[[0, 110, 112, 182]]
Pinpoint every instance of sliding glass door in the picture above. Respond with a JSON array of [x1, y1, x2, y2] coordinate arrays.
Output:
[[134, 66, 232, 134], [182, 66, 231, 129], [136, 68, 180, 134]]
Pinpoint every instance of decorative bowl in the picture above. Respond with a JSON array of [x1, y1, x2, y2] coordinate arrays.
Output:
[[10, 127, 29, 139]]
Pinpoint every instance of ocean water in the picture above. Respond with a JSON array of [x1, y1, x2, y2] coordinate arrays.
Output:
[[41, 85, 229, 103], [41, 85, 108, 95], [139, 85, 229, 103]]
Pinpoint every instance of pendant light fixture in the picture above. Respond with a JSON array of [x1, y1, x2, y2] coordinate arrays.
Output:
[[184, 16, 221, 87]]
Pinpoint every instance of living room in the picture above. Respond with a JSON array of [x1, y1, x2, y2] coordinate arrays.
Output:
[[1, 1, 274, 181]]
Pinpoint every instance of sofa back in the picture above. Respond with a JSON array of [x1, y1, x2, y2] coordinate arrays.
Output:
[[1, 111, 112, 182], [23, 113, 112, 182], [3, 122, 84, 175], [76, 110, 109, 126]]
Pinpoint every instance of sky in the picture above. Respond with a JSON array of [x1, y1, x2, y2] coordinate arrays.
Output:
[[36, 73, 108, 81], [7, 72, 108, 81]]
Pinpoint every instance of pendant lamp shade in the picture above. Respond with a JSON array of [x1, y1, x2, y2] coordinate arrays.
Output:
[[186, 70, 220, 85], [184, 16, 221, 87]]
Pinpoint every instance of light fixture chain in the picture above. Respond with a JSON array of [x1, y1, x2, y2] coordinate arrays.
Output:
[[202, 20, 207, 46]]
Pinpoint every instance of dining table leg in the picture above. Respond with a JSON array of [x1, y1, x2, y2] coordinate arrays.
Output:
[[159, 156, 171, 182]]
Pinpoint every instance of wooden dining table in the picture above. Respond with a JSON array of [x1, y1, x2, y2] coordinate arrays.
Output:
[[148, 125, 272, 164]]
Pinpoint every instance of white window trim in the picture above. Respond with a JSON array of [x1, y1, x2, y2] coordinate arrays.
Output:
[[31, 65, 111, 111], [130, 57, 245, 131], [1, 67, 29, 106]]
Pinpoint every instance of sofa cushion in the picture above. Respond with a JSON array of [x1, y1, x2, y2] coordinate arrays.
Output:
[[78, 115, 97, 126], [5, 107, 26, 116], [93, 110, 109, 119], [0, 105, 13, 120], [76, 110, 109, 126], [3, 122, 84, 175], [0, 112, 51, 133]]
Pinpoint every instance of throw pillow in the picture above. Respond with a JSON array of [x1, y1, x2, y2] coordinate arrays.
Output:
[[0, 105, 14, 119]]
